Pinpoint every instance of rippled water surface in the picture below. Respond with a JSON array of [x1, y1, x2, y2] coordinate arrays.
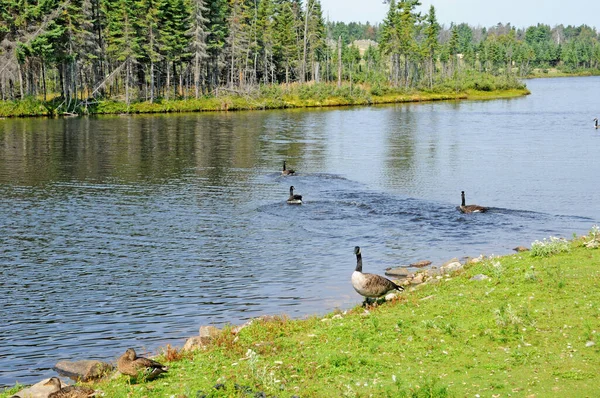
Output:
[[1, 77, 600, 387]]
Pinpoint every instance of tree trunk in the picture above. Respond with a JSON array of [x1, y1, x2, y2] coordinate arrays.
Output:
[[337, 36, 342, 87]]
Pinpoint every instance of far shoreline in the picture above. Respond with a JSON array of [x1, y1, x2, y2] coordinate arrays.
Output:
[[0, 85, 530, 119]]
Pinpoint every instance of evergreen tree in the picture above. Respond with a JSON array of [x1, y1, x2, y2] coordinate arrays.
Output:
[[422, 5, 439, 88], [188, 0, 209, 97], [274, 0, 299, 84], [204, 0, 228, 92]]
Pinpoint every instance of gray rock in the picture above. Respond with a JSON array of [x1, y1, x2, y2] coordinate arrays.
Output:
[[585, 341, 595, 347], [410, 273, 425, 285], [54, 360, 113, 382], [470, 274, 490, 281], [441, 261, 463, 274], [442, 258, 460, 267], [10, 378, 67, 398], [199, 325, 222, 338], [513, 246, 529, 252], [182, 336, 214, 351], [384, 267, 410, 277]]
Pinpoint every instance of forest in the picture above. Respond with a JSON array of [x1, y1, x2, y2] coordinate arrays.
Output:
[[1, 0, 599, 113]]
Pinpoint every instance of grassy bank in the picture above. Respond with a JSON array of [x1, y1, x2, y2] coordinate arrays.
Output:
[[3, 230, 599, 397], [0, 80, 529, 118], [527, 68, 600, 78]]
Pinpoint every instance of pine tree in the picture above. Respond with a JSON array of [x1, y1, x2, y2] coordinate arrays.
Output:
[[303, 0, 325, 82], [205, 0, 228, 92], [256, 0, 276, 84], [137, 0, 161, 102], [157, 0, 191, 99], [188, 0, 209, 97], [422, 5, 439, 88], [225, 0, 251, 88], [274, 0, 298, 84]]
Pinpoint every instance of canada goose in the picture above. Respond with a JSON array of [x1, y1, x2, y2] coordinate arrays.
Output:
[[594, 118, 599, 129], [287, 185, 302, 204], [43, 377, 96, 398], [282, 161, 295, 175], [459, 191, 488, 213], [351, 246, 404, 303], [117, 348, 168, 381]]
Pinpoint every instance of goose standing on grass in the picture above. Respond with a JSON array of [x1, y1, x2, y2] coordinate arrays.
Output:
[[117, 348, 168, 381], [282, 160, 296, 175], [458, 191, 488, 213], [351, 246, 404, 303], [594, 118, 599, 129], [43, 377, 96, 398], [287, 185, 303, 204]]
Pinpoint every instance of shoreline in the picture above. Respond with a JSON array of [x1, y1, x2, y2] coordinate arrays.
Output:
[[3, 231, 599, 396], [0, 87, 530, 118]]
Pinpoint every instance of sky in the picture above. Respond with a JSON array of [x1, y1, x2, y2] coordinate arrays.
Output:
[[318, 0, 600, 30]]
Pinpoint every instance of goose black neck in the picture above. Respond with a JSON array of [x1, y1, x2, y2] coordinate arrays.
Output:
[[283, 161, 287, 171], [461, 191, 466, 206], [289, 186, 294, 195], [355, 253, 363, 272]]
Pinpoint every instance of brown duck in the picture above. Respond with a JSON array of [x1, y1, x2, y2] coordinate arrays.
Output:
[[117, 348, 168, 380], [43, 377, 96, 398], [458, 191, 488, 213]]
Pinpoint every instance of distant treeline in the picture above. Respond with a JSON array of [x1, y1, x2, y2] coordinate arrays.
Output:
[[0, 0, 597, 113]]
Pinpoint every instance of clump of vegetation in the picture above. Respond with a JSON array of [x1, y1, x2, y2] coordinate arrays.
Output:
[[530, 236, 571, 257]]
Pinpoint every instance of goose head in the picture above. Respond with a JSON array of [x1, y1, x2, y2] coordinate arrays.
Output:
[[354, 246, 361, 256]]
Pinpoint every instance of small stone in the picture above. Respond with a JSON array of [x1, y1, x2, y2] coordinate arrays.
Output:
[[441, 261, 463, 274], [470, 274, 490, 281], [585, 341, 595, 347], [513, 246, 529, 252], [411, 273, 425, 284], [410, 260, 432, 268], [384, 267, 410, 277], [385, 292, 400, 301], [182, 336, 213, 351], [468, 255, 484, 264], [441, 257, 460, 267], [199, 325, 222, 338]]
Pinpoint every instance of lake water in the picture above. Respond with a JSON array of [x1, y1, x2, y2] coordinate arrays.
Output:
[[1, 77, 600, 387]]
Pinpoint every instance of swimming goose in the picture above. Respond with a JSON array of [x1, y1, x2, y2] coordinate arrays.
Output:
[[43, 377, 96, 398], [117, 348, 168, 381], [351, 246, 404, 303], [282, 161, 295, 176], [287, 186, 303, 204], [594, 118, 599, 129], [459, 191, 488, 213]]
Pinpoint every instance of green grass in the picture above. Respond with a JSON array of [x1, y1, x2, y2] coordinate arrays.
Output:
[[3, 231, 600, 397]]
